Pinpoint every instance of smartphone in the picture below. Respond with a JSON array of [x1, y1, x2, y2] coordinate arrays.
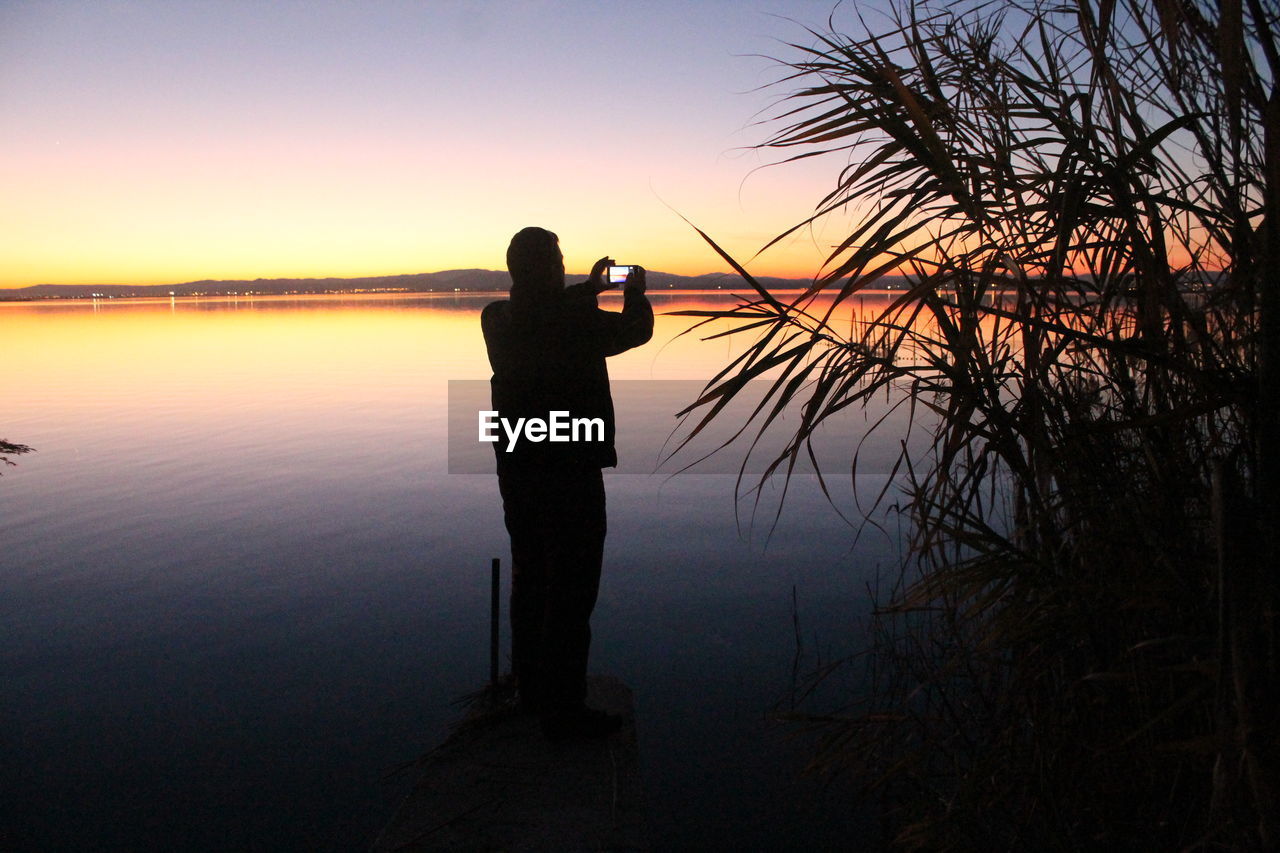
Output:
[[606, 265, 635, 285]]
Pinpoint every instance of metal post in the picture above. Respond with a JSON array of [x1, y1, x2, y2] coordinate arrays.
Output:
[[490, 557, 500, 685]]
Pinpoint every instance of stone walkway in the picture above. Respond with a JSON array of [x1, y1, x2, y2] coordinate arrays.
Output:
[[373, 676, 646, 852]]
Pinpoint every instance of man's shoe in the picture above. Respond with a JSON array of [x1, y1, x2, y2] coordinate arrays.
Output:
[[541, 706, 623, 741]]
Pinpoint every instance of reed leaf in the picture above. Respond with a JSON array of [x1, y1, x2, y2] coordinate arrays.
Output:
[[677, 0, 1278, 847]]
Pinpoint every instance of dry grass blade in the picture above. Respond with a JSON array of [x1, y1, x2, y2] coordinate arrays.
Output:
[[0, 438, 34, 473]]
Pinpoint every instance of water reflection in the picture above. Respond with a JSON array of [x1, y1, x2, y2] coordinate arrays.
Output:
[[0, 293, 906, 850]]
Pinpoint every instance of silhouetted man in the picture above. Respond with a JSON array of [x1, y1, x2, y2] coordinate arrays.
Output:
[[482, 226, 652, 739]]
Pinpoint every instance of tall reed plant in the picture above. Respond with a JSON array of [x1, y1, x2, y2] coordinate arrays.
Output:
[[676, 1, 1277, 847]]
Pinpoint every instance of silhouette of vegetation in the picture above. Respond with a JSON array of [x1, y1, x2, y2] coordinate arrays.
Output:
[[676, 0, 1277, 848], [1, 439, 33, 473]]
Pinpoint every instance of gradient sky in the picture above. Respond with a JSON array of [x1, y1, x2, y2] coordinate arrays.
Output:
[[1, 0, 899, 287]]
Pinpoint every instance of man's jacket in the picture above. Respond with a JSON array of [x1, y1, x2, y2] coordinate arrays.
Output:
[[481, 282, 653, 471]]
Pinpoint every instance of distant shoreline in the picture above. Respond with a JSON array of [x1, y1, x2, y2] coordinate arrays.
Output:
[[0, 269, 860, 302], [2, 268, 1222, 303], [2, 288, 906, 308]]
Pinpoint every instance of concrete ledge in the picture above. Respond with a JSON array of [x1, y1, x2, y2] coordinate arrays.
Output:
[[373, 675, 646, 852]]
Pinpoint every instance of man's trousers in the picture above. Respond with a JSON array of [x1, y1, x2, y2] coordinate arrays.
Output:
[[497, 464, 606, 713]]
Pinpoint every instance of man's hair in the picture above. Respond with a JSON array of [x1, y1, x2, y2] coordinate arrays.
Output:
[[506, 227, 560, 282]]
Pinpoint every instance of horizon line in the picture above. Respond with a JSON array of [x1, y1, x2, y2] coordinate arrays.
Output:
[[1, 267, 830, 292]]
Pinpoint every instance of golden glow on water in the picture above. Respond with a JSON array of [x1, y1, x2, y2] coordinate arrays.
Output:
[[5, 296, 476, 384], [1, 291, 916, 463], [2, 289, 909, 375]]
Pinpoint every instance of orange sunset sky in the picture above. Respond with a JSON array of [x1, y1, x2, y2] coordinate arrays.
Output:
[[1, 1, 895, 288]]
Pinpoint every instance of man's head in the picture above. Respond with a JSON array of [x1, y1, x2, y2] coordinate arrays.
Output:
[[506, 227, 565, 302]]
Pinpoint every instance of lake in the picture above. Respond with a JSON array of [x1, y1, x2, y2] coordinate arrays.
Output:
[[1, 291, 909, 850]]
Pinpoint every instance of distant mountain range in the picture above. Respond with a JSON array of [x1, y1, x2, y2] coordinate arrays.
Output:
[[0, 269, 841, 300]]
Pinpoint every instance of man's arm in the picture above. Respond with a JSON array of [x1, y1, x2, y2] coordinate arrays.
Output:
[[563, 255, 614, 306], [601, 276, 653, 356], [563, 280, 600, 306], [568, 260, 653, 356]]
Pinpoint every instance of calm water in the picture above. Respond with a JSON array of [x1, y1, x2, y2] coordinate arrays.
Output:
[[1, 292, 908, 850]]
